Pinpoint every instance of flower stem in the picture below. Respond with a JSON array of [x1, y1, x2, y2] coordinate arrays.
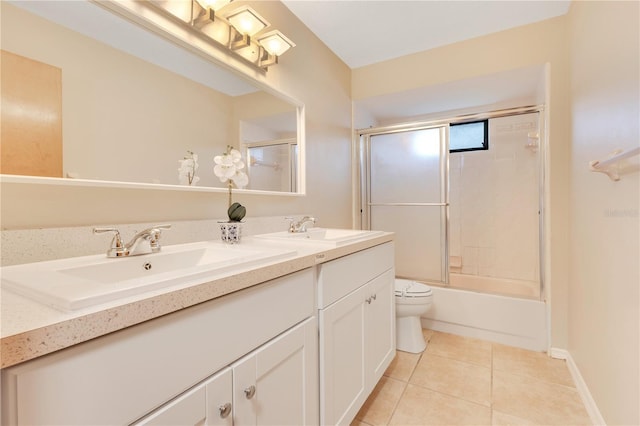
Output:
[[228, 181, 233, 208]]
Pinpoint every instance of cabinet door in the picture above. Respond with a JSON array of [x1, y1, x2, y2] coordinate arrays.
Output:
[[133, 386, 206, 426], [205, 368, 233, 426], [233, 317, 318, 426], [319, 284, 369, 426], [365, 269, 396, 391], [133, 368, 232, 426]]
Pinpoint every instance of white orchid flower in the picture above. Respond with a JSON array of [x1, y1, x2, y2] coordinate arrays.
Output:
[[178, 151, 199, 185], [233, 170, 249, 188], [214, 147, 248, 186]]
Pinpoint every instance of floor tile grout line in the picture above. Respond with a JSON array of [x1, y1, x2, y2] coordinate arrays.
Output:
[[405, 377, 493, 409], [385, 380, 409, 426], [417, 350, 493, 370], [406, 349, 424, 383], [406, 382, 493, 411]]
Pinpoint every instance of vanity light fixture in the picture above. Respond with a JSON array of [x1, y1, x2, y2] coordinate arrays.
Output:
[[257, 30, 296, 68], [258, 30, 295, 56], [195, 0, 232, 10], [148, 0, 294, 71], [191, 0, 232, 28], [225, 6, 270, 50]]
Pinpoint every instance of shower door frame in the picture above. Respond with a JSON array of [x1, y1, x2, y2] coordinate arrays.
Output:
[[359, 124, 450, 285], [356, 105, 546, 300]]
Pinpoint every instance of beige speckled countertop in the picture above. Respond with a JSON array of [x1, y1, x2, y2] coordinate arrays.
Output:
[[0, 232, 393, 369]]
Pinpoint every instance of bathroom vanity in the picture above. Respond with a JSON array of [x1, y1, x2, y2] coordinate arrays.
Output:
[[0, 231, 394, 425]]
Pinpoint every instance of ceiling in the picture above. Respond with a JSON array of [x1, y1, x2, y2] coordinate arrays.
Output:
[[281, 0, 571, 69]]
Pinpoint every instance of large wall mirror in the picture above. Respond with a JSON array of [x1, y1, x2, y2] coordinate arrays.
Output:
[[1, 0, 304, 194]]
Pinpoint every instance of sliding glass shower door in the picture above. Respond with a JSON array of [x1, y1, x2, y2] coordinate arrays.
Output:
[[363, 126, 448, 284]]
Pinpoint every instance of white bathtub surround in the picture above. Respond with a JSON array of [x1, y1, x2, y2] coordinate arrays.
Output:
[[449, 113, 540, 290], [0, 215, 314, 266], [421, 285, 547, 351], [449, 272, 539, 299]]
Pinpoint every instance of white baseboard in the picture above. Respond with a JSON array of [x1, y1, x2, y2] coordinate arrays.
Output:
[[549, 347, 606, 426], [549, 347, 569, 359]]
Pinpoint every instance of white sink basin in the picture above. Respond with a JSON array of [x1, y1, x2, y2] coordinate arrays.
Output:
[[254, 228, 385, 246], [1, 242, 296, 311]]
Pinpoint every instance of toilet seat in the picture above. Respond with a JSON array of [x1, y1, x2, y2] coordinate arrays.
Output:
[[395, 279, 432, 301]]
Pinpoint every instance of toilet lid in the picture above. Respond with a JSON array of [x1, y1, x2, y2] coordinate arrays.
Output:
[[395, 279, 432, 298]]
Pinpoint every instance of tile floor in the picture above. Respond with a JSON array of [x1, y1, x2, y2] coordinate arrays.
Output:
[[353, 329, 592, 426]]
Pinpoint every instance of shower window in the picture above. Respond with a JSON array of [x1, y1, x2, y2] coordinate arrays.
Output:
[[449, 120, 488, 152]]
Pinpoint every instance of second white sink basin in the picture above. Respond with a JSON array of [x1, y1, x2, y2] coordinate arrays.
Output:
[[254, 228, 385, 246], [1, 241, 296, 311]]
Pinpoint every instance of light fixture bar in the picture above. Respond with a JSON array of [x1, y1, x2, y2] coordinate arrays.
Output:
[[258, 47, 278, 69], [228, 26, 251, 50], [192, 7, 215, 28], [143, 0, 293, 71]]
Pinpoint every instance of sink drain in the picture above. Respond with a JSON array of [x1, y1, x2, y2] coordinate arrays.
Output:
[[143, 262, 152, 271]]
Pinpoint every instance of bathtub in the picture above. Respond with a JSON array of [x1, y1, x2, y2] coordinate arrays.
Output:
[[448, 272, 540, 299], [420, 278, 547, 351]]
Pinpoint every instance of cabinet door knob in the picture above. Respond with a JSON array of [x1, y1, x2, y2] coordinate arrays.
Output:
[[219, 402, 232, 418], [244, 385, 256, 399], [372, 293, 377, 301], [365, 297, 372, 304]]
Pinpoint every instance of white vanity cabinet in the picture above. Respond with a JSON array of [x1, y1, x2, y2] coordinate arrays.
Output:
[[135, 317, 318, 426], [134, 367, 233, 426], [317, 242, 395, 425], [1, 269, 317, 425]]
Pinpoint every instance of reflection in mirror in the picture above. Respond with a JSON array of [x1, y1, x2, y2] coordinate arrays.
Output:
[[238, 97, 297, 192], [0, 1, 303, 194], [245, 140, 297, 193]]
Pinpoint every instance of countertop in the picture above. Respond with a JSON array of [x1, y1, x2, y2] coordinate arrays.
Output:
[[0, 232, 393, 369]]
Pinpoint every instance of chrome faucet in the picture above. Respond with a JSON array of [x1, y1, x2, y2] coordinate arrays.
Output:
[[93, 224, 171, 257], [286, 216, 317, 233]]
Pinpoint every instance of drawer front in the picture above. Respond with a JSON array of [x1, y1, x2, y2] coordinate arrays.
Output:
[[2, 268, 314, 426], [317, 242, 394, 309]]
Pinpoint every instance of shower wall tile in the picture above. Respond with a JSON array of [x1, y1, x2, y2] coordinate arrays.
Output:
[[461, 246, 479, 275], [449, 224, 461, 257], [449, 113, 539, 283], [479, 247, 496, 268]]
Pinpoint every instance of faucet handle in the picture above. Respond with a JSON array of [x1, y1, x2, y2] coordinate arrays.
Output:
[[93, 227, 127, 256], [93, 227, 123, 247], [284, 217, 295, 232], [151, 224, 172, 230], [145, 224, 171, 252]]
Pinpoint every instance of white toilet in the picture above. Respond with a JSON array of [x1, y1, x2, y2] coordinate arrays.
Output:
[[395, 279, 433, 353]]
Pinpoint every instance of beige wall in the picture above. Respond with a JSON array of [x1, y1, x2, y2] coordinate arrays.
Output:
[[568, 1, 639, 424], [353, 17, 572, 349], [2, 3, 236, 187], [0, 1, 353, 230]]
